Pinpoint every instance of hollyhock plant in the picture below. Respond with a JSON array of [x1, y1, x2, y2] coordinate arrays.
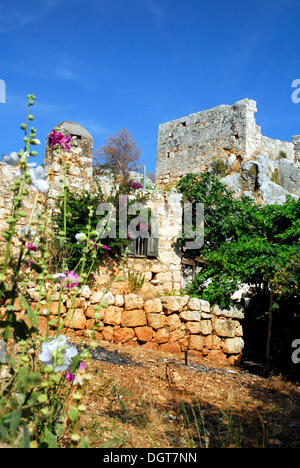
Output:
[[62, 270, 79, 290], [29, 166, 49, 193], [38, 335, 78, 372], [75, 232, 87, 244]]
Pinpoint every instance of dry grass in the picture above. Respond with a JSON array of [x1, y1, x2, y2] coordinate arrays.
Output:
[[58, 339, 300, 448]]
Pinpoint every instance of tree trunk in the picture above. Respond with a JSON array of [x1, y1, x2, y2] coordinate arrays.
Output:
[[263, 289, 273, 375]]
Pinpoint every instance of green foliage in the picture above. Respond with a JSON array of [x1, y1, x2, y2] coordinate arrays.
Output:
[[270, 168, 280, 185], [176, 173, 300, 308], [127, 271, 145, 292], [277, 151, 287, 160], [52, 181, 148, 272], [211, 159, 227, 177]]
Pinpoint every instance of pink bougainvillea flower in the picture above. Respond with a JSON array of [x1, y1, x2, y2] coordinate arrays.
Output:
[[26, 242, 37, 252], [101, 245, 111, 251], [62, 270, 79, 290]]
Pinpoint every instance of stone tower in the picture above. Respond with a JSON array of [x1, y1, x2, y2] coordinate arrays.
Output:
[[44, 121, 93, 207]]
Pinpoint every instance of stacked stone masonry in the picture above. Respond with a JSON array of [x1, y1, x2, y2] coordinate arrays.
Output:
[[13, 287, 244, 366], [155, 98, 299, 192]]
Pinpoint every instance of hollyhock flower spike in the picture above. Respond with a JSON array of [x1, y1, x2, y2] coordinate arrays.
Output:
[[29, 166, 49, 193], [38, 335, 78, 372], [75, 232, 87, 244]]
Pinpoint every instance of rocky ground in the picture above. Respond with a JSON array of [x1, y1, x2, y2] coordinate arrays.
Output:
[[60, 339, 300, 448]]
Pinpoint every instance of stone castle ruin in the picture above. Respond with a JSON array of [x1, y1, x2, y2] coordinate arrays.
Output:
[[0, 99, 299, 364], [155, 98, 300, 204]]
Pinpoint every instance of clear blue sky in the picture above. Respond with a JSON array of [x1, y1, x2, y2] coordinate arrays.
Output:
[[1, 0, 300, 174]]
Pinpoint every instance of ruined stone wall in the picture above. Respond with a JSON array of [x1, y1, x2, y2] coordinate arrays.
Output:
[[13, 287, 244, 366], [155, 98, 298, 188]]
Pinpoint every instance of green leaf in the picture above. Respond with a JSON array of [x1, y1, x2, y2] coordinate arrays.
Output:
[[69, 354, 81, 374], [44, 429, 58, 448], [68, 406, 79, 422], [19, 295, 38, 327], [10, 408, 22, 436]]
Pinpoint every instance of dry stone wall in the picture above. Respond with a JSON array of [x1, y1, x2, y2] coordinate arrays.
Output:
[[13, 286, 244, 366]]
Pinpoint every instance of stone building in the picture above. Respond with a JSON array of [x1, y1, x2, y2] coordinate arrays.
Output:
[[155, 98, 300, 203]]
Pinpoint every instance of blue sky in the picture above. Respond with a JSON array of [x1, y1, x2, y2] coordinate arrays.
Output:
[[1, 0, 300, 174]]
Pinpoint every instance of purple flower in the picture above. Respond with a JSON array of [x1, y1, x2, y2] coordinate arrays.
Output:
[[62, 270, 79, 290], [26, 242, 37, 252], [101, 245, 111, 251], [65, 368, 75, 382]]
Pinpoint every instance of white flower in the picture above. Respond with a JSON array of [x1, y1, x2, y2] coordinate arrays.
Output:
[[2, 152, 19, 166], [18, 226, 36, 240], [29, 166, 49, 193], [75, 232, 87, 244], [53, 273, 65, 281], [38, 335, 78, 372]]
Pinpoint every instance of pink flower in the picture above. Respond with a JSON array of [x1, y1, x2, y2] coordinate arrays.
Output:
[[25, 259, 34, 270], [101, 245, 111, 251], [62, 270, 79, 290], [89, 239, 97, 249], [49, 129, 71, 151], [26, 242, 37, 252], [64, 369, 75, 382]]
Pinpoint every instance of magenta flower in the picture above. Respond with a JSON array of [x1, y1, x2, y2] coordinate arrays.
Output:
[[25, 259, 34, 270], [49, 129, 71, 151], [88, 239, 97, 249], [101, 245, 111, 251], [26, 242, 37, 252], [65, 369, 75, 382], [62, 270, 79, 290]]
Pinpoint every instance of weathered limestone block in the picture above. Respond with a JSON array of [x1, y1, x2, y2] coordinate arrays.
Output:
[[212, 305, 244, 319], [121, 309, 147, 327], [114, 294, 124, 307], [222, 337, 244, 354], [213, 318, 240, 338], [199, 320, 212, 335], [125, 294, 144, 310], [65, 309, 87, 329], [104, 306, 123, 326], [85, 306, 105, 320], [179, 310, 201, 322], [188, 335, 204, 351], [146, 313, 166, 329], [90, 291, 114, 305], [185, 321, 201, 334], [79, 285, 91, 299], [144, 298, 162, 313], [47, 302, 66, 316], [102, 326, 114, 342], [113, 327, 135, 343], [160, 295, 189, 313], [188, 297, 211, 312], [159, 342, 181, 354], [155, 328, 169, 343], [169, 327, 186, 343], [134, 326, 153, 342], [166, 314, 182, 330]]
